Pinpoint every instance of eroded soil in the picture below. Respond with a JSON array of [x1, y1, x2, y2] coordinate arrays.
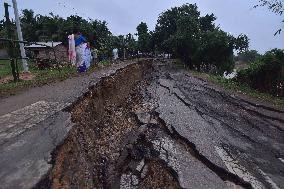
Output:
[[38, 60, 284, 189]]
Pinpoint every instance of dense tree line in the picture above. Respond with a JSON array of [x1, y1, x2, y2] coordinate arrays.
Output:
[[236, 50, 262, 63], [136, 4, 249, 74], [0, 9, 137, 59], [1, 4, 249, 70], [2, 4, 249, 66], [1, 3, 282, 96], [19, 9, 115, 51], [137, 3, 283, 96]]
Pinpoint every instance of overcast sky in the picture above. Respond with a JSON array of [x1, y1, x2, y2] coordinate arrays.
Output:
[[1, 0, 283, 53]]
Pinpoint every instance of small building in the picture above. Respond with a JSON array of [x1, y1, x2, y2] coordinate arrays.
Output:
[[25, 42, 68, 62]]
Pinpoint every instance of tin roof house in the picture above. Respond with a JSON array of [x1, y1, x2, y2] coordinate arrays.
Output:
[[25, 42, 68, 62]]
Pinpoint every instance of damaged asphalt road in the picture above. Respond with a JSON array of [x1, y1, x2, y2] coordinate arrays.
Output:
[[0, 60, 283, 189], [147, 62, 284, 189]]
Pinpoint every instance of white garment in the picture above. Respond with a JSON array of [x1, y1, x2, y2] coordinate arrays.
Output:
[[68, 34, 76, 65], [84, 47, 92, 69], [113, 48, 118, 60], [92, 49, 98, 59], [76, 43, 86, 68], [76, 43, 92, 69]]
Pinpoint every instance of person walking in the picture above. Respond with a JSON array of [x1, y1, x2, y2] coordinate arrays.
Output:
[[74, 31, 90, 73]]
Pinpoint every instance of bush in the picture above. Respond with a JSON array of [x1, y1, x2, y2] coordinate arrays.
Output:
[[237, 49, 284, 97]]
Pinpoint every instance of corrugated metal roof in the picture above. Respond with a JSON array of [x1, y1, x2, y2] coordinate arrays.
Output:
[[25, 42, 62, 48]]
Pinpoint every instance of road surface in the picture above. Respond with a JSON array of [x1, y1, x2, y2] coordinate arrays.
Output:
[[0, 60, 283, 189]]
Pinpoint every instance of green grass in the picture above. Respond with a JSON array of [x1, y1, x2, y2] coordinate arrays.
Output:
[[0, 60, 10, 77], [0, 64, 77, 97], [0, 59, 111, 97], [172, 59, 283, 106], [0, 60, 20, 77], [189, 70, 284, 107], [98, 60, 111, 66]]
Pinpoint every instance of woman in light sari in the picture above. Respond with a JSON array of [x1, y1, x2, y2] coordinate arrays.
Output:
[[74, 32, 91, 72]]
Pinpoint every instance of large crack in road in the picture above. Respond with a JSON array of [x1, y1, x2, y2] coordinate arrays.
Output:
[[37, 60, 284, 189]]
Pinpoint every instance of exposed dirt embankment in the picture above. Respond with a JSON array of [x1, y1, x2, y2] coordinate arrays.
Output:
[[39, 60, 180, 189], [34, 60, 279, 189]]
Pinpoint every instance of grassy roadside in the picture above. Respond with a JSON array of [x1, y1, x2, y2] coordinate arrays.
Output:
[[188, 70, 284, 107], [0, 60, 112, 97], [0, 60, 16, 77], [0, 66, 77, 97], [173, 60, 283, 107], [98, 60, 111, 67]]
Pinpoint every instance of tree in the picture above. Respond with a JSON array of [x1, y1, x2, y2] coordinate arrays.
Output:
[[255, 0, 284, 35], [234, 34, 249, 53], [18, 9, 114, 53], [155, 4, 201, 54], [237, 48, 284, 96], [0, 19, 6, 37], [90, 20, 111, 49], [153, 3, 249, 74], [136, 22, 151, 53], [196, 30, 236, 73], [237, 50, 261, 63], [199, 14, 216, 32], [20, 9, 38, 41], [125, 33, 137, 57]]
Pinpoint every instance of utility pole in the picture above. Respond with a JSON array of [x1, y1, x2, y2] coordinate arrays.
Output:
[[123, 37, 126, 61], [122, 35, 125, 61], [12, 0, 29, 72], [4, 2, 19, 81]]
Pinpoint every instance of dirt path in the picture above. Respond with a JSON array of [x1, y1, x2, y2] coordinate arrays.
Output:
[[0, 60, 283, 189]]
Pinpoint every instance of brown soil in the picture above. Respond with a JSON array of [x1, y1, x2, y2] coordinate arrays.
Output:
[[0, 72, 35, 84], [42, 60, 180, 189], [138, 160, 180, 189]]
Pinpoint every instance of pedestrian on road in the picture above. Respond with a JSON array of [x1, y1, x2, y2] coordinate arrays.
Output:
[[113, 48, 119, 60], [68, 34, 76, 66], [74, 30, 91, 73]]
